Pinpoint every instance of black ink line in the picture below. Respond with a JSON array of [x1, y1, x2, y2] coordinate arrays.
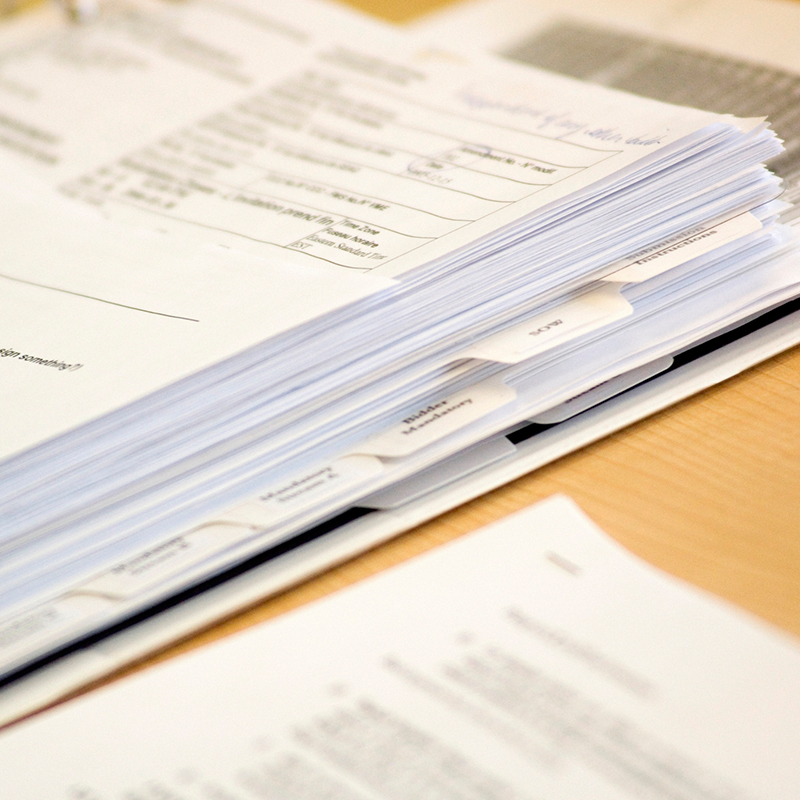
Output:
[[0, 273, 200, 322], [255, 125, 564, 188], [304, 71, 623, 156], [233, 162, 474, 224], [303, 120, 587, 171]]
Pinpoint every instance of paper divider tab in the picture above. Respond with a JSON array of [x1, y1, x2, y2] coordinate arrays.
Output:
[[218, 455, 385, 527], [603, 211, 763, 284], [458, 285, 633, 365], [70, 456, 386, 602], [353, 379, 517, 459]]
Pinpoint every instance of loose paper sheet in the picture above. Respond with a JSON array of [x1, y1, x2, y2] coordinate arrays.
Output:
[[0, 0, 732, 276], [415, 0, 800, 224], [1, 495, 798, 799]]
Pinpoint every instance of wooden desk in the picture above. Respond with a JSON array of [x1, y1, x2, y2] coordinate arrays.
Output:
[[68, 0, 800, 700]]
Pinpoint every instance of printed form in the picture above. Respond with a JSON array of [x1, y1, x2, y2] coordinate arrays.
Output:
[[1, 495, 798, 798], [415, 0, 800, 222], [0, 0, 732, 275]]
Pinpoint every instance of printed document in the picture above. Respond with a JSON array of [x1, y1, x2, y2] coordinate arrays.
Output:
[[0, 0, 741, 275], [1, 495, 798, 798], [416, 0, 800, 221]]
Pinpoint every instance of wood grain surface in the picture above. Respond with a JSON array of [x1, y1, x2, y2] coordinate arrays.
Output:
[[58, 0, 800, 702]]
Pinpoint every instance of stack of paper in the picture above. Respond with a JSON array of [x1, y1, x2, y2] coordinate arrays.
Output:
[[0, 0, 797, 686]]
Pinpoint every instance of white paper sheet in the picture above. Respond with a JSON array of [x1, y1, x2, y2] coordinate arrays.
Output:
[[1, 495, 798, 798], [0, 0, 757, 277], [415, 0, 800, 221]]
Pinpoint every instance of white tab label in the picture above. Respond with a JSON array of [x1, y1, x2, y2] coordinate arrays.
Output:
[[603, 212, 763, 284], [221, 455, 384, 527], [460, 285, 632, 364], [69, 457, 384, 601], [356, 380, 516, 458], [73, 524, 256, 600], [0, 595, 113, 661]]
